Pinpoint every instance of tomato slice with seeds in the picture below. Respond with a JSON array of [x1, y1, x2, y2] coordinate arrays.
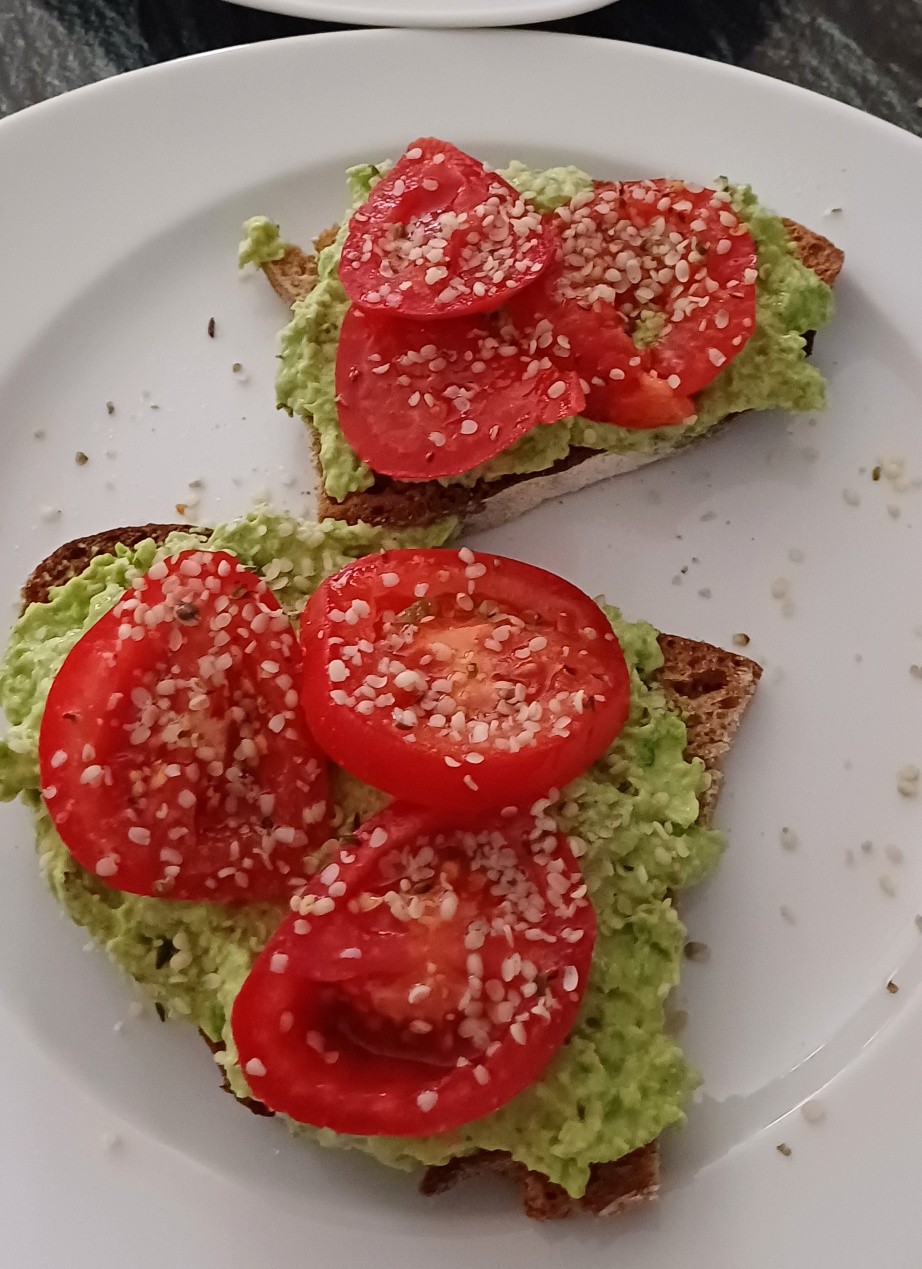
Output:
[[511, 291, 697, 430], [231, 803, 596, 1136], [546, 179, 757, 400], [335, 305, 585, 481], [299, 548, 630, 815], [340, 138, 555, 320], [38, 551, 331, 902]]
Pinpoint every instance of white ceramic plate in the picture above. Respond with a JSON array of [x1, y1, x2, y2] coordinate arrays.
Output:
[[224, 0, 614, 29], [1, 29, 921, 1268]]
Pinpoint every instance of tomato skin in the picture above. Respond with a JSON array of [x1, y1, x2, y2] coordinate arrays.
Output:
[[38, 551, 331, 903], [299, 548, 630, 815], [231, 804, 596, 1136], [506, 178, 757, 430], [612, 180, 757, 395], [514, 285, 697, 430], [340, 138, 555, 320], [335, 304, 585, 481]]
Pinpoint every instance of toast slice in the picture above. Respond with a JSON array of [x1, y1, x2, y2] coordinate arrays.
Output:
[[261, 219, 843, 532], [22, 528, 761, 1220]]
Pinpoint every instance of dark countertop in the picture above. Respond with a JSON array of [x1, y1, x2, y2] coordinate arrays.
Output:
[[0, 0, 919, 131]]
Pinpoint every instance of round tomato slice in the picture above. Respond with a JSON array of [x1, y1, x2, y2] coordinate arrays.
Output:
[[334, 305, 585, 481], [550, 179, 757, 397], [38, 551, 331, 902], [340, 137, 555, 320], [299, 548, 630, 815], [231, 804, 596, 1136]]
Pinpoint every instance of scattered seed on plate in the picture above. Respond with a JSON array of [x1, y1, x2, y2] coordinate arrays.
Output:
[[887, 980, 899, 994], [732, 632, 750, 648], [897, 765, 920, 797], [698, 587, 712, 599], [207, 317, 216, 338], [872, 465, 882, 481], [801, 1099, 825, 1124], [106, 401, 115, 415], [771, 577, 789, 600], [684, 940, 711, 963], [776, 1143, 792, 1157], [75, 451, 89, 465], [884, 844, 904, 865], [842, 488, 860, 507], [780, 904, 797, 925], [879, 875, 897, 897], [780, 827, 798, 851], [861, 839, 873, 855]]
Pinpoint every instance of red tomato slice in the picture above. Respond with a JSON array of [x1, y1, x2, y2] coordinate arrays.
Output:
[[550, 180, 757, 398], [231, 804, 596, 1136], [512, 289, 697, 430], [340, 138, 555, 320], [38, 551, 331, 902], [334, 305, 585, 481], [299, 548, 630, 815]]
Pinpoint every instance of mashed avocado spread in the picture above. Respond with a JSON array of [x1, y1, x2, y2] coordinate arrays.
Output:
[[240, 160, 834, 504], [0, 511, 721, 1197]]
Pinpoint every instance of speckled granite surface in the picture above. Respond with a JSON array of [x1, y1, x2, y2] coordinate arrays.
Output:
[[0, 0, 919, 131]]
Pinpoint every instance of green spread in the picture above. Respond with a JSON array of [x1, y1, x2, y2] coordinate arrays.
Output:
[[242, 161, 833, 503], [0, 511, 721, 1198], [238, 217, 288, 269]]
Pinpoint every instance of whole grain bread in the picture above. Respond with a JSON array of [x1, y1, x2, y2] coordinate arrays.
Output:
[[261, 220, 843, 531], [23, 526, 761, 1221]]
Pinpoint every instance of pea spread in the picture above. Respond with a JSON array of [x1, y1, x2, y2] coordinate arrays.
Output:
[[240, 161, 834, 504], [0, 510, 721, 1198]]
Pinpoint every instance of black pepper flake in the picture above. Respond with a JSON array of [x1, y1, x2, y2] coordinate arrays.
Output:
[[154, 939, 175, 969], [176, 602, 199, 624], [106, 401, 115, 415], [75, 451, 89, 466], [887, 980, 899, 994], [155, 1002, 167, 1022], [776, 1143, 792, 1157], [872, 465, 882, 481], [207, 317, 216, 338]]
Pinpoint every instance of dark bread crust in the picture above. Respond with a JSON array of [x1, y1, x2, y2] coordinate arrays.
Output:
[[21, 524, 205, 608], [264, 222, 842, 530], [22, 526, 761, 1220]]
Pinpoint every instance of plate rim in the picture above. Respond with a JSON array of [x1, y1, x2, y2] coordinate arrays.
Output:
[[1, 27, 922, 1267]]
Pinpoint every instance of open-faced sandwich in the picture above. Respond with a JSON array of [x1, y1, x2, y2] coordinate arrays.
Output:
[[0, 511, 760, 1217], [240, 138, 843, 531]]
